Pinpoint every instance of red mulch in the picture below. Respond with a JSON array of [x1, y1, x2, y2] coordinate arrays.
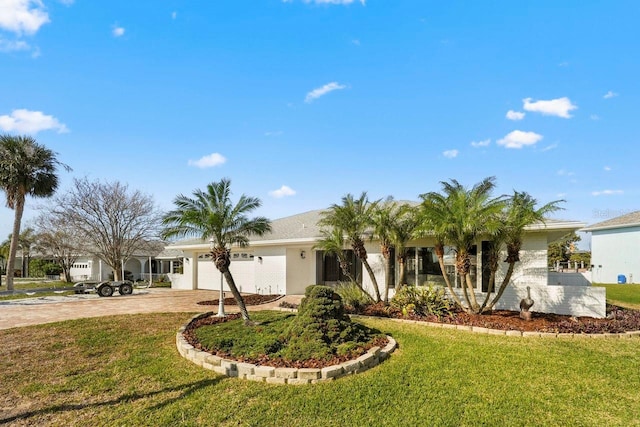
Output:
[[197, 294, 283, 306], [352, 302, 640, 334]]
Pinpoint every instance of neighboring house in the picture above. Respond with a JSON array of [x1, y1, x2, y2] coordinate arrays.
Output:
[[167, 209, 606, 317], [12, 242, 182, 282], [582, 210, 640, 285]]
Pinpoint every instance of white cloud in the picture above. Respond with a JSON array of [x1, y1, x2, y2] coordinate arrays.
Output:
[[523, 97, 577, 118], [443, 149, 458, 159], [557, 169, 575, 177], [305, 82, 346, 103], [187, 153, 226, 168], [269, 185, 296, 198], [604, 166, 611, 171], [0, 38, 30, 52], [497, 130, 543, 149], [557, 193, 567, 198], [558, 61, 569, 67], [592, 189, 623, 196], [59, 0, 74, 5], [541, 143, 558, 152], [603, 91, 618, 99], [506, 110, 525, 121], [351, 39, 360, 46], [285, 0, 366, 4], [171, 11, 177, 19], [0, 0, 50, 35], [112, 26, 125, 37], [590, 114, 600, 121], [470, 139, 490, 148], [0, 109, 68, 134]]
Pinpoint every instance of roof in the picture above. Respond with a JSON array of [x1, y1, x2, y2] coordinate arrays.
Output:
[[582, 210, 640, 232], [166, 208, 584, 250]]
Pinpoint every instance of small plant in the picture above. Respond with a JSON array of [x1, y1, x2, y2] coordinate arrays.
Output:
[[335, 281, 373, 311], [391, 285, 453, 318]]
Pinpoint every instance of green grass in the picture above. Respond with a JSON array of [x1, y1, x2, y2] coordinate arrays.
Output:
[[593, 283, 640, 309], [1, 313, 639, 426]]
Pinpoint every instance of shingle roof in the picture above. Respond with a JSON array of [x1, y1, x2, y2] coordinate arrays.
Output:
[[582, 210, 640, 231]]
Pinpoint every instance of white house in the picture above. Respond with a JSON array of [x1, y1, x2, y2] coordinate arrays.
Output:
[[582, 210, 640, 285], [167, 209, 607, 318]]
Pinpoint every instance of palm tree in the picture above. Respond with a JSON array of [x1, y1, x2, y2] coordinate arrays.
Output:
[[480, 191, 564, 312], [372, 199, 418, 302], [388, 204, 419, 292], [419, 177, 505, 313], [161, 179, 271, 323], [319, 192, 382, 302], [0, 135, 67, 291], [313, 227, 373, 301]]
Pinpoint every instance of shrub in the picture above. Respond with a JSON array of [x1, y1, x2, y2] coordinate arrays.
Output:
[[282, 285, 379, 361], [335, 281, 372, 311], [391, 285, 453, 318]]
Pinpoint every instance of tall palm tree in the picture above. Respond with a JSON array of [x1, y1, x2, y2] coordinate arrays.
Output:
[[419, 177, 505, 313], [388, 204, 419, 292], [161, 179, 271, 323], [372, 199, 418, 302], [480, 191, 564, 312], [319, 192, 382, 302], [313, 227, 373, 301], [0, 135, 67, 291]]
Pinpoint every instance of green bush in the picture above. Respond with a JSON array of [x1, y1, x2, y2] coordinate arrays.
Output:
[[282, 285, 380, 361], [335, 281, 372, 310], [391, 285, 453, 318]]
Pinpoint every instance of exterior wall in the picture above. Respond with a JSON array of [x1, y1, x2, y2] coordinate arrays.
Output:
[[590, 227, 640, 284], [495, 233, 549, 288], [285, 247, 315, 295], [360, 242, 386, 299]]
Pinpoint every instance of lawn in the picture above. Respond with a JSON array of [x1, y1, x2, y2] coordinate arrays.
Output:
[[1, 313, 639, 426], [0, 290, 75, 301], [594, 283, 640, 309]]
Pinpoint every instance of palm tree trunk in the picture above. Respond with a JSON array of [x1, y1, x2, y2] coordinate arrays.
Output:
[[383, 252, 392, 303], [6, 196, 25, 291], [221, 268, 251, 323], [435, 254, 464, 309], [480, 270, 496, 312], [486, 262, 516, 311], [361, 259, 382, 302], [464, 273, 480, 313]]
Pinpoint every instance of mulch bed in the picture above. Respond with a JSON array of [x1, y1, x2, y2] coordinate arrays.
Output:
[[351, 302, 640, 334], [197, 294, 283, 306]]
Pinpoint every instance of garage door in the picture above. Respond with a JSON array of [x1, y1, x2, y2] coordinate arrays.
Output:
[[197, 252, 256, 293]]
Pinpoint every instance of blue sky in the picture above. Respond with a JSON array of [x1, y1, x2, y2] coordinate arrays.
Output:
[[1, 0, 638, 249]]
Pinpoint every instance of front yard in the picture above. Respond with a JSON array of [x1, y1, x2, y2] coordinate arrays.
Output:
[[1, 312, 639, 426]]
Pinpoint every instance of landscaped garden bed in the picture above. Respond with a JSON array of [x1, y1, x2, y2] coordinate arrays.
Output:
[[345, 302, 640, 334], [197, 293, 283, 306]]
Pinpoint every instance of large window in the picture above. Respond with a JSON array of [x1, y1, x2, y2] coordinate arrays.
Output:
[[403, 246, 477, 289]]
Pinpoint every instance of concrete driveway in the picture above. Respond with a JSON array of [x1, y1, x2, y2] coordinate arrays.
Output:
[[0, 288, 302, 330]]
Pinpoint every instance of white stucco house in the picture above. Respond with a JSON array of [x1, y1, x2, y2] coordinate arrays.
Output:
[[166, 209, 607, 317], [582, 210, 640, 285]]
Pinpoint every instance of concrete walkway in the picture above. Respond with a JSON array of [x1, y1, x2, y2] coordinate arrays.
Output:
[[0, 288, 303, 330]]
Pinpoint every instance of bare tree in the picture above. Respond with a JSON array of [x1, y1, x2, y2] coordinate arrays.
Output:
[[34, 213, 85, 282], [52, 178, 161, 281]]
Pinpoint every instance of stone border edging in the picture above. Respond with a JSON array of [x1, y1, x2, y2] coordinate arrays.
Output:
[[176, 313, 397, 385], [350, 314, 640, 339]]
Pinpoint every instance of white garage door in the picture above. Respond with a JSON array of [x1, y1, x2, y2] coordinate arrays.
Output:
[[197, 252, 256, 293]]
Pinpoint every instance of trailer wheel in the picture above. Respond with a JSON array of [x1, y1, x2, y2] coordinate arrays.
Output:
[[119, 283, 133, 295], [98, 284, 114, 297]]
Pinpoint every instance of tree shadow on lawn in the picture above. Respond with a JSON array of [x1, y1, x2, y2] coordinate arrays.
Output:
[[1, 377, 222, 424]]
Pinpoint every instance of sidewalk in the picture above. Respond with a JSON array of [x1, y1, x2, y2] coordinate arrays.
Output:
[[0, 288, 302, 330]]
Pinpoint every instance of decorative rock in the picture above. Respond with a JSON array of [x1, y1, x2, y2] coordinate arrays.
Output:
[[266, 377, 287, 385], [205, 355, 222, 366], [341, 360, 361, 374], [246, 375, 266, 382], [539, 332, 558, 338], [522, 331, 541, 337], [488, 329, 506, 335], [455, 325, 472, 331], [506, 330, 523, 337], [288, 378, 312, 385], [472, 326, 490, 334], [356, 353, 376, 368]]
